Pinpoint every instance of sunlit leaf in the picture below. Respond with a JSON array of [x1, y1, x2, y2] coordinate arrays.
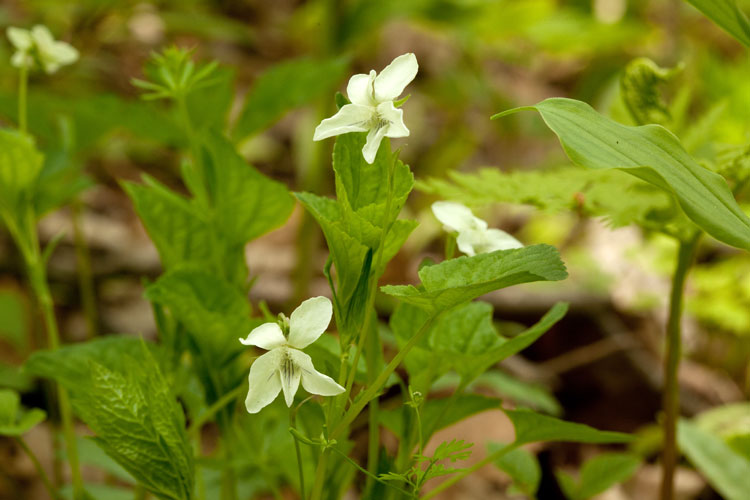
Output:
[[685, 0, 750, 47], [495, 98, 750, 248]]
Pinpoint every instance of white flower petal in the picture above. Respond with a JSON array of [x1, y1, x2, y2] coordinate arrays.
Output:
[[362, 126, 388, 164], [313, 104, 372, 141], [11, 51, 31, 69], [290, 350, 345, 397], [245, 350, 282, 413], [377, 102, 409, 138], [279, 350, 301, 407], [49, 42, 78, 65], [485, 228, 523, 252], [7, 27, 32, 51], [288, 296, 332, 349], [239, 322, 286, 350], [347, 70, 376, 106], [374, 53, 418, 102], [456, 230, 478, 256], [431, 201, 486, 234], [30, 25, 54, 47]]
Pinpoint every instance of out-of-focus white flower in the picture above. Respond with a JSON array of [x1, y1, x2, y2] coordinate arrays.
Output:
[[239, 296, 344, 413], [432, 201, 523, 256], [6, 25, 78, 73], [313, 53, 418, 164]]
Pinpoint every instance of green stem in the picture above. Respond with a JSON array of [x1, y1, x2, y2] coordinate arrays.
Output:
[[290, 410, 306, 500], [328, 447, 413, 497], [421, 444, 516, 499], [659, 234, 699, 500], [14, 436, 61, 500], [71, 199, 97, 338], [309, 447, 330, 500], [331, 312, 441, 441], [31, 271, 84, 499], [18, 64, 28, 134], [187, 384, 245, 438]]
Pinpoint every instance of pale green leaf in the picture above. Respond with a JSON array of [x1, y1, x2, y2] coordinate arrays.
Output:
[[695, 403, 750, 460], [685, 0, 750, 47], [495, 98, 750, 249], [556, 453, 641, 500], [72, 346, 194, 500], [489, 442, 541, 497], [679, 419, 750, 500], [0, 388, 46, 436]]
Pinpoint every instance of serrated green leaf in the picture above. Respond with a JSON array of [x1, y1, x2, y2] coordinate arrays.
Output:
[[685, 0, 750, 47], [123, 177, 214, 270], [495, 98, 750, 249], [233, 57, 348, 139], [145, 267, 255, 364], [556, 452, 640, 500], [72, 346, 194, 500], [381, 245, 567, 311], [489, 442, 541, 497], [201, 131, 294, 246], [25, 336, 161, 392], [186, 66, 234, 131], [0, 388, 46, 436], [507, 409, 633, 446], [679, 419, 750, 500]]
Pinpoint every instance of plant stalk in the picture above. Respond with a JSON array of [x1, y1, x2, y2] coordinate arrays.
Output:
[[14, 437, 61, 500], [18, 64, 28, 134], [660, 235, 699, 500]]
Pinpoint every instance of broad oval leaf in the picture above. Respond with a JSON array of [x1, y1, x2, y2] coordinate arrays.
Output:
[[494, 98, 750, 249]]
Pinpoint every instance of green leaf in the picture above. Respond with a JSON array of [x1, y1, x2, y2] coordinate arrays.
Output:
[[145, 267, 255, 363], [381, 394, 501, 441], [494, 98, 750, 249], [678, 419, 750, 500], [381, 245, 568, 311], [186, 66, 235, 131], [25, 336, 161, 392], [201, 131, 294, 246], [233, 57, 348, 139], [685, 0, 750, 47], [72, 345, 194, 500], [0, 388, 46, 436], [470, 371, 562, 416], [123, 177, 214, 270], [507, 409, 633, 446], [556, 453, 640, 500], [695, 403, 750, 460], [489, 442, 541, 497], [0, 130, 43, 216], [620, 57, 681, 127], [0, 289, 28, 353]]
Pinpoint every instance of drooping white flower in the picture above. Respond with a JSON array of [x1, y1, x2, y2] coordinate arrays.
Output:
[[239, 296, 344, 413], [6, 25, 78, 74], [432, 201, 523, 257], [313, 53, 418, 164]]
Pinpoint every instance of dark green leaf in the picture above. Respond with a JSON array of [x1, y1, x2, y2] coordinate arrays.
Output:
[[233, 57, 348, 139], [507, 409, 633, 446], [381, 245, 568, 311]]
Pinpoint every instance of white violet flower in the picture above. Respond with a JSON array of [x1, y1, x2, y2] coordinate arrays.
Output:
[[239, 296, 344, 413], [313, 53, 418, 164], [432, 201, 523, 256], [6, 25, 78, 74]]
